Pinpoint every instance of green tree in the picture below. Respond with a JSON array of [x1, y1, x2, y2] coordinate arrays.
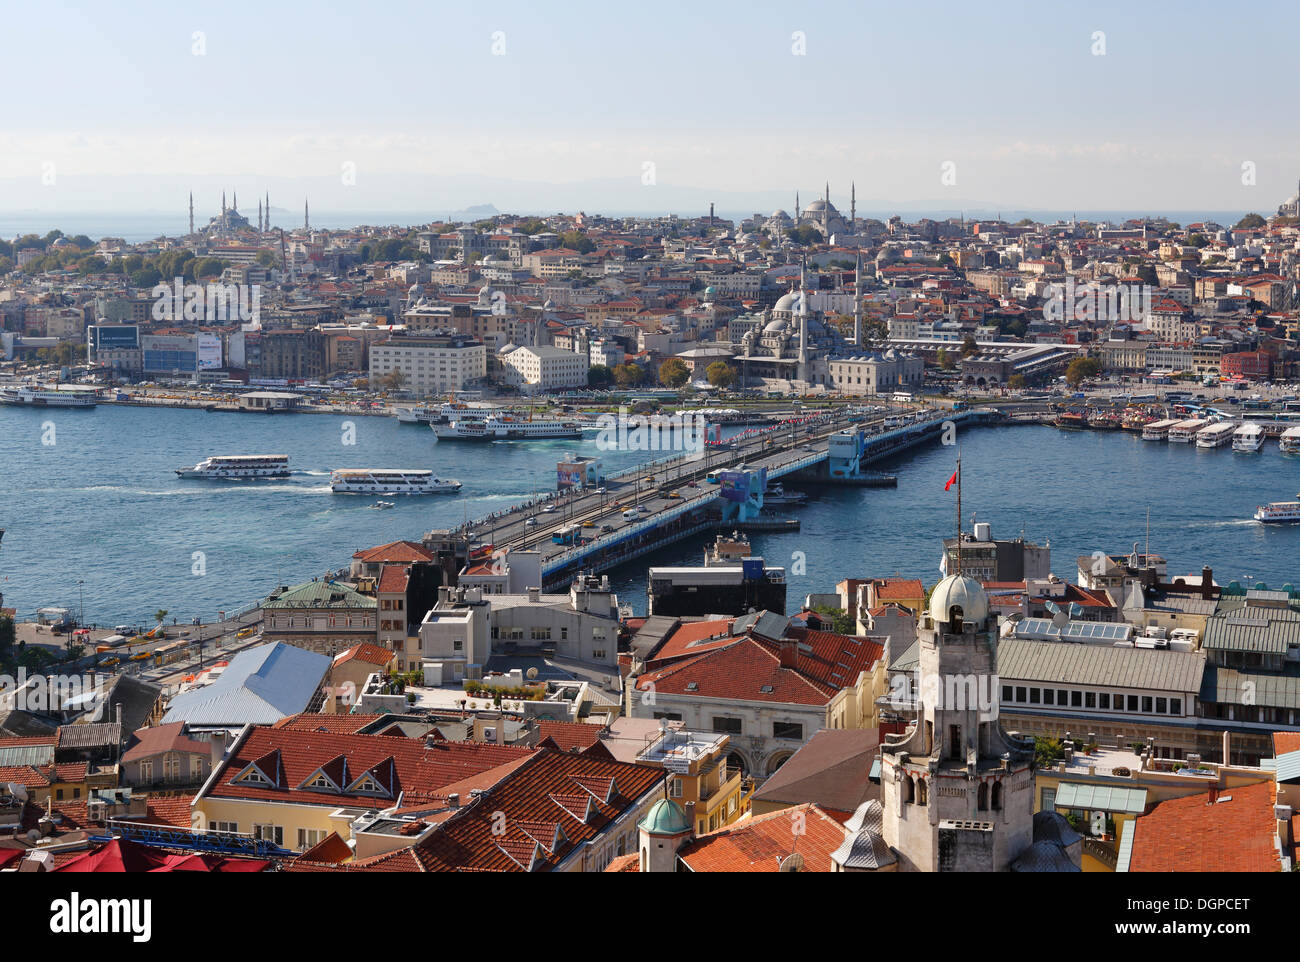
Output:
[[612, 363, 646, 388], [0, 614, 15, 668], [812, 606, 856, 636], [557, 230, 594, 254], [1065, 356, 1101, 386], [1034, 736, 1065, 769], [937, 347, 955, 371], [154, 609, 168, 626], [587, 364, 612, 388], [658, 357, 690, 387], [1234, 212, 1266, 229], [705, 360, 736, 390], [960, 334, 978, 358], [1008, 374, 1027, 390]]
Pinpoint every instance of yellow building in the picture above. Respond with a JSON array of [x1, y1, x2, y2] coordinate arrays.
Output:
[[633, 728, 748, 836]]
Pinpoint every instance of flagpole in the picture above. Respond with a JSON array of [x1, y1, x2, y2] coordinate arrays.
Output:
[[955, 453, 962, 577]]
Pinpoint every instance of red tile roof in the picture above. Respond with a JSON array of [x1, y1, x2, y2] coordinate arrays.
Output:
[[1273, 732, 1300, 757], [1127, 781, 1281, 872], [273, 713, 389, 734], [205, 727, 533, 809], [376, 565, 411, 594], [352, 540, 434, 563], [122, 722, 208, 764], [533, 721, 606, 753], [334, 643, 396, 669], [408, 749, 664, 872], [677, 803, 847, 872]]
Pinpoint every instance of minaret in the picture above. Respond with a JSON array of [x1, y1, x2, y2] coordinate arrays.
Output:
[[853, 249, 862, 346], [304, 198, 310, 231], [851, 181, 856, 228], [188, 192, 194, 236], [795, 191, 800, 220], [796, 257, 809, 385], [258, 199, 263, 232], [222, 192, 226, 214], [232, 191, 237, 211], [266, 191, 271, 229]]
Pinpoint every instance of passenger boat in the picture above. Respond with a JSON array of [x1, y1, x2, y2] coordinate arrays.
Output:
[[762, 483, 807, 506], [331, 469, 462, 494], [0, 384, 100, 408], [431, 414, 583, 441], [1195, 422, 1236, 448], [395, 401, 489, 425], [1167, 419, 1206, 443], [1281, 426, 1300, 454], [1254, 495, 1300, 524], [176, 455, 291, 479], [1054, 409, 1089, 430], [1232, 423, 1265, 452], [1141, 418, 1180, 441]]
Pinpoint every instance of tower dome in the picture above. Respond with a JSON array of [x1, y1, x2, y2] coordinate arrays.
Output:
[[639, 798, 691, 836], [928, 574, 989, 626]]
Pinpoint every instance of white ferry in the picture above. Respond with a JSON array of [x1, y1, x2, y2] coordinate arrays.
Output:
[[176, 455, 291, 479], [330, 469, 461, 494], [1281, 426, 1300, 454], [0, 384, 100, 408], [1195, 421, 1236, 448], [395, 402, 489, 425], [1167, 418, 1206, 443], [1140, 418, 1180, 441], [762, 482, 807, 506], [431, 415, 583, 441], [1232, 423, 1265, 452], [1254, 495, 1300, 524]]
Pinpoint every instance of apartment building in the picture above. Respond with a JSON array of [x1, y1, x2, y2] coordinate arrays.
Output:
[[369, 331, 486, 394]]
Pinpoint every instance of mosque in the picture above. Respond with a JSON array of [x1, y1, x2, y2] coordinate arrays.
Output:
[[761, 183, 856, 241]]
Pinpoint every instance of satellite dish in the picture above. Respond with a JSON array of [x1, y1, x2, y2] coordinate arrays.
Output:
[[26, 829, 41, 844], [1051, 610, 1069, 629], [526, 667, 538, 680], [778, 853, 805, 872]]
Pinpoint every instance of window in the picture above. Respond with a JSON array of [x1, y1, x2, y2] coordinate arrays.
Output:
[[773, 721, 803, 740], [669, 777, 683, 798], [1043, 689, 1055, 706], [593, 649, 606, 660], [1099, 693, 1110, 710], [712, 716, 742, 735], [1170, 698, 1182, 715], [1127, 694, 1139, 712], [298, 829, 324, 850], [991, 782, 1003, 811], [140, 760, 153, 782], [253, 824, 283, 846], [1002, 685, 1013, 703], [1029, 688, 1041, 705], [1141, 696, 1153, 713], [1015, 687, 1027, 703], [1156, 697, 1167, 714], [1085, 692, 1096, 709], [1057, 689, 1068, 705], [1070, 691, 1082, 708], [212, 821, 238, 834]]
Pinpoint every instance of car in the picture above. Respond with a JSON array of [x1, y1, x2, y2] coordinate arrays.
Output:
[[600, 523, 615, 533], [596, 486, 606, 494], [541, 505, 556, 513], [525, 517, 538, 527]]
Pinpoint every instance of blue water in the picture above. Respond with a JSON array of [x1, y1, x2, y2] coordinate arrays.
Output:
[[1, 408, 1298, 623]]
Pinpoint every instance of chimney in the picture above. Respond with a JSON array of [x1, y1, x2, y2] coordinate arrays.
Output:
[[684, 801, 697, 836], [448, 793, 460, 808], [209, 730, 229, 770], [1201, 566, 1213, 600], [528, 586, 540, 603], [1222, 730, 1231, 765], [779, 640, 798, 669]]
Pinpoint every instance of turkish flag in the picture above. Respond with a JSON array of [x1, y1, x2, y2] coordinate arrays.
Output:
[[944, 471, 957, 491]]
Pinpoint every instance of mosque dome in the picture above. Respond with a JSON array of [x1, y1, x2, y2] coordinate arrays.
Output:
[[773, 291, 800, 313], [763, 318, 789, 334], [770, 209, 791, 220], [639, 798, 691, 836], [928, 574, 990, 626]]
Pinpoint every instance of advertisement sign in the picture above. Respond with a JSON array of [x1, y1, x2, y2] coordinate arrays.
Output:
[[196, 333, 223, 370], [718, 470, 750, 503]]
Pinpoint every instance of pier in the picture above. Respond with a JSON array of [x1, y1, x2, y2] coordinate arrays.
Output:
[[433, 406, 992, 591]]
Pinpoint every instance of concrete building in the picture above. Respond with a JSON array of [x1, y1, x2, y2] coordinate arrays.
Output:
[[828, 350, 924, 396], [369, 331, 486, 395], [499, 344, 588, 393]]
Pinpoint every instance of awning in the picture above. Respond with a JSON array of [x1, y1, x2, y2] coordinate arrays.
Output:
[[1054, 782, 1149, 815]]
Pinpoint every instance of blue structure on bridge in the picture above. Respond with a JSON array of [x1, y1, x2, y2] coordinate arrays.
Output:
[[827, 429, 869, 478], [717, 466, 768, 522]]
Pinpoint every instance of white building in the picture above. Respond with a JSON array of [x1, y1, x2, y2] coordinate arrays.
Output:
[[500, 344, 588, 394], [369, 332, 486, 395]]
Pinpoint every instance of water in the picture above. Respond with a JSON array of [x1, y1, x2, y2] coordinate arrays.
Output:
[[1, 408, 1297, 623]]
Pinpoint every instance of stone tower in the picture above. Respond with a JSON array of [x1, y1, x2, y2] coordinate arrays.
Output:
[[880, 574, 1035, 871]]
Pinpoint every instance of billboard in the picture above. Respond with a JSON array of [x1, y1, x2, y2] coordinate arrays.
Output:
[[91, 324, 139, 352], [196, 333, 223, 370], [718, 470, 750, 503], [557, 464, 586, 490]]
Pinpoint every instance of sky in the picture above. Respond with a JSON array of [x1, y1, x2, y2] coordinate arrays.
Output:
[[2, 0, 1299, 217]]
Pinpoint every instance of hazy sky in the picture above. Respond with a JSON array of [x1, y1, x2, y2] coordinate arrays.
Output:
[[3, 0, 1299, 215]]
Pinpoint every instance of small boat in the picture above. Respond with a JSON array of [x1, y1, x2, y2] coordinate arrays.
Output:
[[1254, 495, 1300, 524], [1232, 423, 1265, 452], [370, 500, 396, 509], [762, 482, 807, 506]]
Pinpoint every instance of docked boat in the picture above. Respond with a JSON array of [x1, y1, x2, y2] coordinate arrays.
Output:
[[395, 401, 489, 425], [176, 455, 291, 479], [1054, 409, 1089, 430], [330, 469, 461, 494], [0, 384, 100, 408], [1141, 418, 1180, 441], [1232, 423, 1265, 452], [1195, 421, 1236, 448], [1281, 426, 1300, 455], [762, 482, 807, 506], [1254, 495, 1300, 524], [431, 414, 583, 441], [1167, 418, 1206, 443]]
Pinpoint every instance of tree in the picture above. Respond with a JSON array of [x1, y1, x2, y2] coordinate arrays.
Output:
[[1008, 374, 1027, 390], [1234, 212, 1266, 230], [658, 357, 690, 388], [812, 605, 856, 636], [937, 347, 955, 371], [154, 610, 168, 626], [705, 360, 736, 390], [1065, 356, 1101, 386], [587, 364, 612, 388], [960, 334, 978, 358], [612, 363, 645, 388], [0, 614, 14, 668]]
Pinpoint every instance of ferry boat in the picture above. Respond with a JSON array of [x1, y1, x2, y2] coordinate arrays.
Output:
[[1254, 495, 1300, 524], [431, 415, 583, 441], [330, 469, 462, 495], [1195, 421, 1236, 448], [1232, 423, 1265, 452], [762, 482, 807, 506], [0, 384, 100, 408], [395, 402, 488, 425], [1054, 409, 1089, 430], [1141, 418, 1180, 441], [1281, 426, 1300, 454], [176, 455, 291, 479], [1167, 418, 1206, 443]]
